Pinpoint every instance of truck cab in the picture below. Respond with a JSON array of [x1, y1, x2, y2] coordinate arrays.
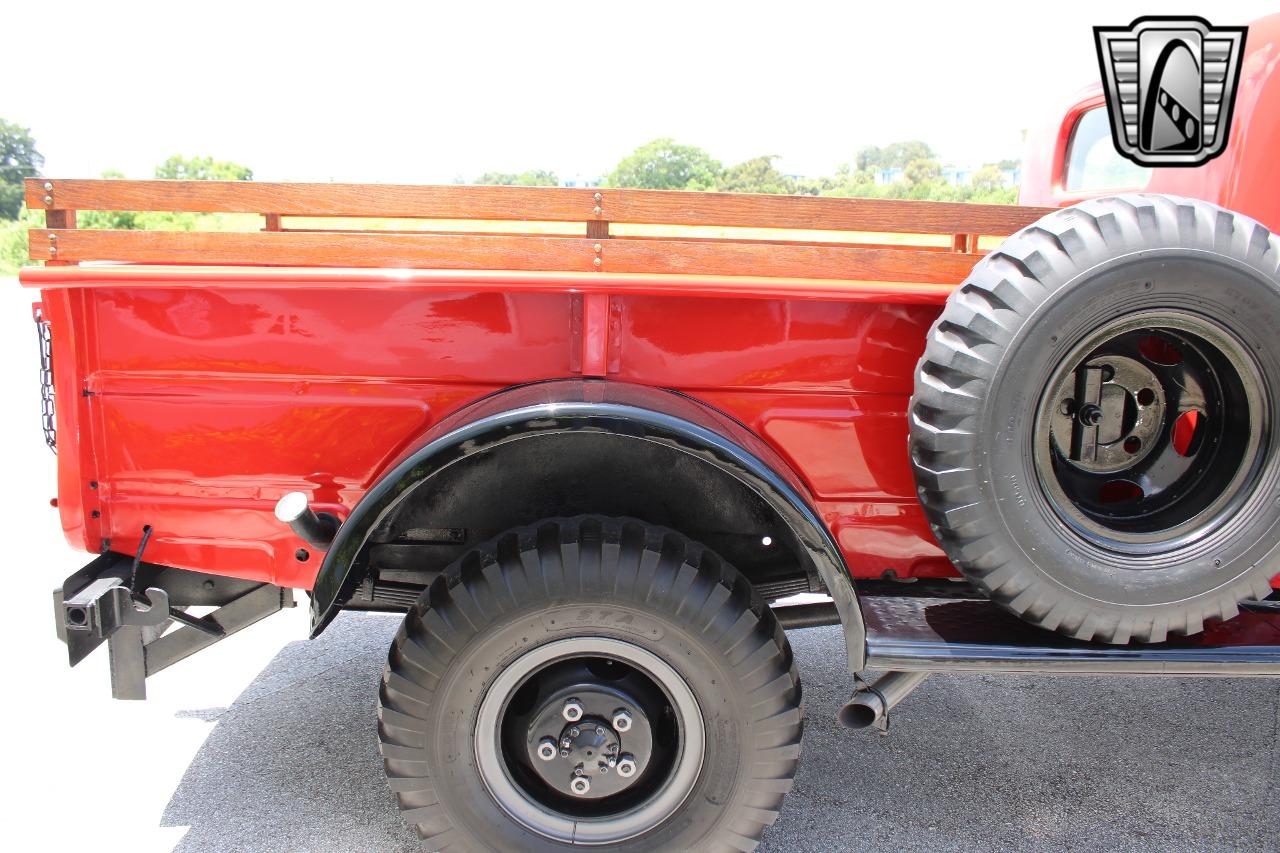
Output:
[[1019, 12, 1280, 230]]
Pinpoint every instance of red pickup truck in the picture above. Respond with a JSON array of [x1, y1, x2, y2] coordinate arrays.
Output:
[[22, 169, 1280, 849]]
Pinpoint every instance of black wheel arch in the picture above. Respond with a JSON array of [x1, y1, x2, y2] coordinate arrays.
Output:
[[309, 379, 866, 670]]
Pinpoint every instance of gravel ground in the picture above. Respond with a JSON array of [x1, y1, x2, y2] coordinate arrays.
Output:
[[158, 613, 1280, 852]]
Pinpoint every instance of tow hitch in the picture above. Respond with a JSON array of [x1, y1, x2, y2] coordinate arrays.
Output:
[[54, 536, 294, 700]]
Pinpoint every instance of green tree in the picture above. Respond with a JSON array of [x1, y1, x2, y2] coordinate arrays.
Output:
[[155, 154, 252, 181], [903, 157, 942, 186], [855, 140, 934, 172], [475, 169, 560, 186], [822, 142, 1018, 205], [0, 119, 44, 220], [853, 145, 880, 174], [792, 174, 838, 196], [715, 156, 795, 194], [970, 164, 1006, 194], [606, 138, 721, 190], [826, 161, 877, 197]]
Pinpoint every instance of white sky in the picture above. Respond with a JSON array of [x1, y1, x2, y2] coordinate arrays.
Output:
[[6, 1, 1275, 183]]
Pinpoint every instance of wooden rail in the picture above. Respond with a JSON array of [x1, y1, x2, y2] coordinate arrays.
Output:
[[26, 179, 1052, 282]]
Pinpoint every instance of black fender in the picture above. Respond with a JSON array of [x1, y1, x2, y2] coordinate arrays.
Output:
[[309, 379, 867, 671]]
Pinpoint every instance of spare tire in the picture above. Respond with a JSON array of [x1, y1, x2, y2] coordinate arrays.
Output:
[[910, 195, 1280, 644]]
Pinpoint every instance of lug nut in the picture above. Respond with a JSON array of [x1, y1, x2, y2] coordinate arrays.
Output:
[[611, 709, 633, 732], [570, 776, 591, 796], [616, 754, 638, 778], [536, 738, 558, 761], [562, 699, 584, 722]]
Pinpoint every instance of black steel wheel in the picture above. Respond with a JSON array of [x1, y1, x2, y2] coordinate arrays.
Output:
[[1035, 310, 1266, 550], [911, 195, 1280, 644], [378, 516, 802, 851], [475, 636, 704, 843]]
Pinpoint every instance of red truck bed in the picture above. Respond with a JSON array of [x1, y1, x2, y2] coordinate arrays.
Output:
[[21, 179, 1051, 592]]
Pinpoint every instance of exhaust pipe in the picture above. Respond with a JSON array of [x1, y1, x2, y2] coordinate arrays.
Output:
[[838, 671, 929, 730], [274, 492, 340, 549]]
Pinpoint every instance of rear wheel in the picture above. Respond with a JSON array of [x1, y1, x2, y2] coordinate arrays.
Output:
[[378, 516, 802, 851], [911, 195, 1280, 643]]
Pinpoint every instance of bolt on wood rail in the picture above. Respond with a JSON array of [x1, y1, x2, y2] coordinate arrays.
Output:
[[26, 179, 1052, 283]]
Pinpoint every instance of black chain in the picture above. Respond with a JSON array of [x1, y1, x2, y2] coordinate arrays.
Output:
[[35, 309, 56, 454]]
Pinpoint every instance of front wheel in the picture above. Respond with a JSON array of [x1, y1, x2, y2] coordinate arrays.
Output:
[[378, 516, 802, 851]]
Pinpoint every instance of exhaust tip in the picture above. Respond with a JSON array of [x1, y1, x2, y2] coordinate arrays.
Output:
[[837, 698, 882, 729], [274, 491, 339, 549], [837, 671, 929, 730], [274, 491, 310, 523]]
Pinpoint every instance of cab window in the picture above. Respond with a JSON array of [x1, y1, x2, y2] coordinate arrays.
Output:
[[1065, 107, 1151, 192]]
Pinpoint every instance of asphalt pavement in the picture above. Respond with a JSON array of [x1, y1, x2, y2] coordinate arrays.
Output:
[[156, 613, 1279, 852]]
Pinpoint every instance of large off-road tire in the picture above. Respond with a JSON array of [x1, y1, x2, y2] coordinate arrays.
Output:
[[378, 516, 802, 851], [911, 194, 1280, 644]]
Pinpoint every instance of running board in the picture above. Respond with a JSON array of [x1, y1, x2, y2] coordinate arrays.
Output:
[[862, 595, 1280, 677]]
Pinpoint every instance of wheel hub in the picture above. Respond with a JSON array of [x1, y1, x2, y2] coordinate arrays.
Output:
[[563, 719, 617, 776], [524, 684, 651, 799], [1049, 354, 1166, 474]]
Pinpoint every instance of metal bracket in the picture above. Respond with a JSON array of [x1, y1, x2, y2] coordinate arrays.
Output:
[[851, 673, 893, 734], [55, 553, 294, 700]]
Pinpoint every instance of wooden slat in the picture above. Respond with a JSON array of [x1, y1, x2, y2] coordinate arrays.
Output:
[[45, 209, 76, 229], [26, 179, 601, 222], [609, 232, 955, 253], [30, 229, 600, 273], [42, 210, 75, 265], [604, 239, 976, 284], [32, 229, 978, 283], [601, 189, 1050, 236], [26, 178, 1051, 236], [281, 227, 954, 253]]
